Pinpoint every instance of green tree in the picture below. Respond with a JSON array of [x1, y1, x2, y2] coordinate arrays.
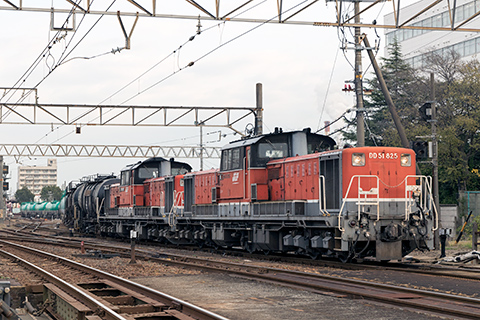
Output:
[[437, 60, 480, 202], [40, 185, 63, 201], [15, 187, 34, 203], [343, 37, 429, 146]]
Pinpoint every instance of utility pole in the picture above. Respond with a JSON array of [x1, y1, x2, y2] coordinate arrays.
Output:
[[200, 122, 204, 171], [354, 1, 365, 147], [431, 73, 441, 250], [255, 83, 263, 136], [0, 156, 4, 220]]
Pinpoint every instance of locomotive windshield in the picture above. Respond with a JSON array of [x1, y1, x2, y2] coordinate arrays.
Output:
[[258, 142, 288, 159], [138, 166, 158, 179]]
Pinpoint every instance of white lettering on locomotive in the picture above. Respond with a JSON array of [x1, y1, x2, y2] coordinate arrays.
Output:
[[368, 152, 398, 160]]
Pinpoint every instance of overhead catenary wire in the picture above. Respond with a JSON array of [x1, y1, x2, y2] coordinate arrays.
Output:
[[2, 0, 116, 124], [37, 0, 271, 144], [0, 0, 82, 106], [117, 0, 312, 106], [316, 44, 340, 132], [315, 108, 353, 134], [47, 0, 313, 145]]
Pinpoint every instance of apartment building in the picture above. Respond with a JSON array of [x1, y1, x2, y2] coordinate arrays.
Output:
[[384, 0, 480, 67], [18, 159, 57, 195]]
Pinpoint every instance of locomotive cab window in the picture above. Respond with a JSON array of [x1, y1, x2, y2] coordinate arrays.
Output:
[[250, 136, 291, 167], [307, 135, 336, 153], [134, 163, 161, 184], [258, 142, 288, 159], [120, 170, 131, 186], [221, 147, 243, 171], [138, 166, 159, 179]]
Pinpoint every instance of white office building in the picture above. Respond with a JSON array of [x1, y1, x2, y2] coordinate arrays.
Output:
[[18, 159, 58, 196], [384, 0, 480, 67]]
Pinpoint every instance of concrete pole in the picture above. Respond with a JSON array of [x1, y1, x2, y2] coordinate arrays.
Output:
[[431, 73, 441, 250], [354, 2, 365, 147], [200, 123, 203, 171], [0, 156, 4, 220], [255, 83, 263, 136]]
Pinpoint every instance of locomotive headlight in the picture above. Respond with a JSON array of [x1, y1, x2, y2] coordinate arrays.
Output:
[[352, 153, 365, 166], [400, 153, 411, 167]]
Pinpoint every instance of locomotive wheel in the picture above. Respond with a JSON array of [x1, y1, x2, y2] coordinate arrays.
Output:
[[308, 251, 320, 260], [338, 252, 352, 263], [243, 243, 255, 253]]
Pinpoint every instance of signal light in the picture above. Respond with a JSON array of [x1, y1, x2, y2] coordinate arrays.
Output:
[[3, 182, 8, 191], [419, 102, 432, 121], [412, 141, 428, 159]]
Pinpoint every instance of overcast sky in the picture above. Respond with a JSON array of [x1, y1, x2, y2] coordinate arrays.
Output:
[[0, 0, 420, 194]]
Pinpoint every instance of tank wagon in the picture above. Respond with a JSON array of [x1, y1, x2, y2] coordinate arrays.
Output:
[[64, 128, 436, 261], [21, 200, 64, 220]]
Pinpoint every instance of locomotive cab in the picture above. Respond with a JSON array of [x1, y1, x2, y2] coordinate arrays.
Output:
[[218, 128, 336, 204], [110, 157, 191, 216]]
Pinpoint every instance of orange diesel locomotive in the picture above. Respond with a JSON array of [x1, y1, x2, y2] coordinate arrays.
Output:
[[65, 128, 436, 261]]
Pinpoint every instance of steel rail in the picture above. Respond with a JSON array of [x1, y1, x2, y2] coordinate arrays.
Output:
[[5, 235, 480, 319], [2, 229, 480, 281], [0, 249, 128, 320], [0, 239, 229, 320], [2, 228, 480, 279]]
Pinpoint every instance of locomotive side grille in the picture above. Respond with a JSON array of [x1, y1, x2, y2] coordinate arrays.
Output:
[[211, 187, 218, 203], [165, 177, 174, 213], [251, 184, 257, 201], [183, 176, 195, 212], [319, 157, 341, 209]]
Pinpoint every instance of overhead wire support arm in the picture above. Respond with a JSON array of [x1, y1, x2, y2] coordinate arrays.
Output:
[[117, 11, 139, 49]]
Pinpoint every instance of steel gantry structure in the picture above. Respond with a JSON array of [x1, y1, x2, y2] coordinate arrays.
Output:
[[1, 0, 480, 32], [0, 103, 256, 135], [0, 143, 221, 159]]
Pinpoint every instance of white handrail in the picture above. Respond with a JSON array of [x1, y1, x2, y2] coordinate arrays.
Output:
[[404, 175, 438, 231], [318, 175, 329, 216], [337, 175, 379, 231]]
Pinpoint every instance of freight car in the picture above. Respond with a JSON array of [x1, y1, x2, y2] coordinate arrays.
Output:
[[64, 128, 436, 261], [21, 200, 64, 220]]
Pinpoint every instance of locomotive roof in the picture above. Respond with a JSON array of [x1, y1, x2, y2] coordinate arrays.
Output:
[[222, 128, 336, 150], [121, 157, 193, 172], [121, 157, 168, 171]]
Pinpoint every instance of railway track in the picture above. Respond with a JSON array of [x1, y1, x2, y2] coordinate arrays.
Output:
[[1, 230, 480, 319], [0, 239, 228, 320], [2, 227, 480, 282]]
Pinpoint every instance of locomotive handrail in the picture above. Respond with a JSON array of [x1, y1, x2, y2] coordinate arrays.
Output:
[[337, 175, 380, 232], [319, 175, 329, 216], [404, 175, 438, 231], [168, 190, 184, 227]]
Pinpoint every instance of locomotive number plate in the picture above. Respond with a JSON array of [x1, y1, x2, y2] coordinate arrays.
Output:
[[368, 152, 398, 160]]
